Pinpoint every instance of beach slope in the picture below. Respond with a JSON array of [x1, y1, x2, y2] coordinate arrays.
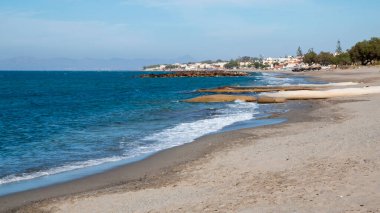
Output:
[[11, 67, 380, 212]]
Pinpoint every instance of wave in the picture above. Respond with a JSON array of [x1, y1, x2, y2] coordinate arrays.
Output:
[[0, 156, 125, 185], [0, 102, 259, 185], [258, 73, 293, 85], [142, 101, 258, 146]]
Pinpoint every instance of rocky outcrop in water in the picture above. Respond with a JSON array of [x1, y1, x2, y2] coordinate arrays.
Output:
[[185, 94, 288, 104], [140, 71, 248, 78], [257, 96, 287, 103], [184, 94, 257, 103], [197, 86, 318, 93]]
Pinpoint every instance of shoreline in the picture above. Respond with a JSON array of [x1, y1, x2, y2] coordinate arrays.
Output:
[[2, 66, 380, 212], [0, 73, 311, 211], [0, 101, 309, 212]]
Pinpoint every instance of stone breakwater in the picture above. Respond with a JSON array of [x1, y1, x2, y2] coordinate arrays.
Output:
[[140, 71, 248, 78]]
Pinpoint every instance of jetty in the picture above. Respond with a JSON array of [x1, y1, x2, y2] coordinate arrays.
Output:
[[140, 71, 248, 78]]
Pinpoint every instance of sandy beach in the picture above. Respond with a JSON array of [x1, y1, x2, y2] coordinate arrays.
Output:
[[3, 67, 380, 212]]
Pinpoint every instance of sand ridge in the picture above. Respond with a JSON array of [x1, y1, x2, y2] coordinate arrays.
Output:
[[265, 86, 380, 99]]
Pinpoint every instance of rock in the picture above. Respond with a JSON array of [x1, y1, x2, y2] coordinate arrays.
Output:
[[257, 96, 287, 104], [140, 71, 248, 78], [197, 86, 317, 93], [185, 94, 257, 103], [292, 66, 322, 72]]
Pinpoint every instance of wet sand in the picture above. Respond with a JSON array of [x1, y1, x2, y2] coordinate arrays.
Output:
[[2, 66, 380, 212]]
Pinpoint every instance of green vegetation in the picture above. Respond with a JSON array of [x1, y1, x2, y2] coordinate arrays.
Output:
[[302, 37, 380, 67], [223, 58, 268, 69], [164, 64, 179, 70], [224, 60, 239, 69], [336, 40, 342, 54], [349, 37, 380, 65], [303, 49, 318, 65], [297, 46, 303, 57], [333, 52, 351, 66], [237, 56, 254, 62], [317, 51, 334, 66], [200, 59, 226, 64], [144, 37, 380, 71], [252, 62, 269, 69]]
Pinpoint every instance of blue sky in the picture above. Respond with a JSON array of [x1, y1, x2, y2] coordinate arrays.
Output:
[[0, 0, 379, 61]]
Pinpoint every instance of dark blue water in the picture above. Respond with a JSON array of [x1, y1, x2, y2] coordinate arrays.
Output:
[[0, 71, 308, 194]]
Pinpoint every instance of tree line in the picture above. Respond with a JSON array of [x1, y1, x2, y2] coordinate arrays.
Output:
[[301, 37, 380, 67], [145, 37, 379, 70]]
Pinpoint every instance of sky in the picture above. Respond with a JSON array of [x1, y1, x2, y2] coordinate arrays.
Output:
[[0, 0, 379, 62]]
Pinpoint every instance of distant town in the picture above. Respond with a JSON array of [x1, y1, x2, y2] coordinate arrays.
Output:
[[143, 56, 305, 71], [143, 38, 379, 72]]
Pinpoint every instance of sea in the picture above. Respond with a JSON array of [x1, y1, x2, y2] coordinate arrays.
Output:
[[0, 71, 311, 195]]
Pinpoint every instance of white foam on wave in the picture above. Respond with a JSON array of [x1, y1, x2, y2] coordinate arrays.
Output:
[[140, 101, 258, 149], [0, 156, 125, 185], [0, 102, 259, 185], [266, 77, 292, 85], [260, 72, 358, 88], [258, 73, 293, 85]]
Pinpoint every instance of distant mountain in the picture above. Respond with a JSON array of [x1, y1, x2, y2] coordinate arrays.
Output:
[[0, 55, 196, 71]]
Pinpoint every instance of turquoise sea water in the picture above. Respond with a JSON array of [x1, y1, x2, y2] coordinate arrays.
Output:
[[0, 71, 309, 195]]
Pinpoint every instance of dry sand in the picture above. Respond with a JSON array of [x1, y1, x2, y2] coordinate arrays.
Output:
[[6, 67, 380, 212]]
